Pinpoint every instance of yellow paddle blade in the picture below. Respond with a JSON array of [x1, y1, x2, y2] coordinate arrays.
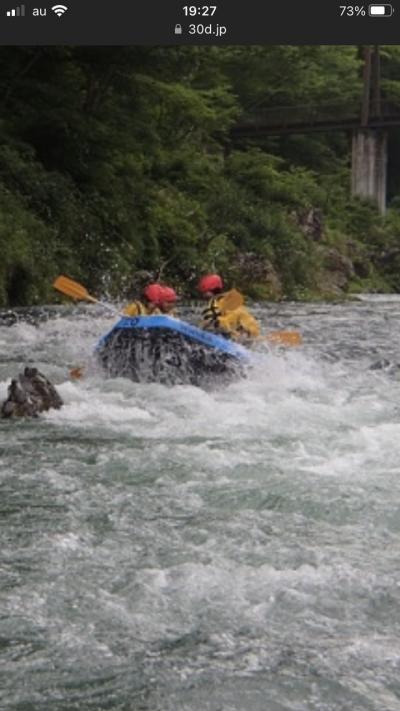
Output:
[[218, 289, 244, 312], [265, 331, 302, 346], [53, 275, 97, 303]]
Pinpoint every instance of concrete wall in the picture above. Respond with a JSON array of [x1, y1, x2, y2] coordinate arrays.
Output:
[[351, 129, 387, 214]]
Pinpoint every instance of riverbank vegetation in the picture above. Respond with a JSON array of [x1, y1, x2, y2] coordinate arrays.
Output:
[[1, 45, 400, 306]]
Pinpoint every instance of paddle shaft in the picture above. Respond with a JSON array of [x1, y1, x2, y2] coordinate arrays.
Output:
[[53, 275, 123, 316]]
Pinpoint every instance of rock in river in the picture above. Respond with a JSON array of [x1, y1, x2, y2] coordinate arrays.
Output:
[[1, 367, 63, 418]]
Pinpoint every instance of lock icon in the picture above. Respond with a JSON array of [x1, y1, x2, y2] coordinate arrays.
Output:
[[174, 24, 182, 34]]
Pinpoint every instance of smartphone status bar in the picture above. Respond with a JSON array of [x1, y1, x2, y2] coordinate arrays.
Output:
[[0, 0, 399, 45]]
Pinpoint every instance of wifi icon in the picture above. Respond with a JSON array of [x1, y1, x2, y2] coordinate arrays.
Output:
[[51, 4, 68, 16]]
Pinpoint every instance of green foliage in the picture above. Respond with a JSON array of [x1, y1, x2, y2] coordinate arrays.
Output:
[[0, 187, 56, 305], [0, 45, 400, 305]]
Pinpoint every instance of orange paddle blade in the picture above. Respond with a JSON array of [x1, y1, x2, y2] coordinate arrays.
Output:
[[265, 331, 302, 346], [53, 275, 97, 303], [218, 289, 244, 312]]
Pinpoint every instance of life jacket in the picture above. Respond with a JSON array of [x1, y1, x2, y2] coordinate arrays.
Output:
[[201, 295, 260, 339], [123, 301, 161, 317], [201, 296, 223, 332], [216, 306, 260, 339]]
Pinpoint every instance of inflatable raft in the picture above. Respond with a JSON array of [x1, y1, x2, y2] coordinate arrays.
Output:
[[96, 315, 252, 386]]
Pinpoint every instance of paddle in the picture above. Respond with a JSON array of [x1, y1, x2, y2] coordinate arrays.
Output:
[[218, 291, 301, 346], [53, 276, 123, 380], [217, 289, 244, 312], [53, 275, 121, 316], [264, 331, 302, 346], [214, 290, 302, 346]]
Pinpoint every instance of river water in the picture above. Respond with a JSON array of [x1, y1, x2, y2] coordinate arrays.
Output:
[[1, 299, 400, 711]]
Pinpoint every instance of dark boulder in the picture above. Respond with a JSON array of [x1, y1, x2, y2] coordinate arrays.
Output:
[[1, 367, 63, 418]]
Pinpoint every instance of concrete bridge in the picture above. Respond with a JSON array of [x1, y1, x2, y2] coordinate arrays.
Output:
[[232, 101, 400, 137], [231, 48, 400, 214]]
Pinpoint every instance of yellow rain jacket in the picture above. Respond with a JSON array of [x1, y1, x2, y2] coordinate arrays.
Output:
[[123, 301, 161, 317], [201, 295, 260, 340]]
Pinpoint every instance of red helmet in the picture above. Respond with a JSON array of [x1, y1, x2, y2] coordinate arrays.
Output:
[[143, 283, 163, 305], [161, 286, 177, 303], [198, 273, 223, 294]]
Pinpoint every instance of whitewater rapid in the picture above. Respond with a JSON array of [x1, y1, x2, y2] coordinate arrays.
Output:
[[1, 299, 400, 710]]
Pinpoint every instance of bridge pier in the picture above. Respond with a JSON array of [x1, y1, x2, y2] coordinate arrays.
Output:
[[351, 129, 387, 214]]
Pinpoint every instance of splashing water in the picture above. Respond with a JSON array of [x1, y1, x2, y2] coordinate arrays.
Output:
[[1, 300, 400, 710]]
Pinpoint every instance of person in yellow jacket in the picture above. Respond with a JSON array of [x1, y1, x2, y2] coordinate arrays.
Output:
[[197, 273, 260, 340], [124, 283, 177, 317]]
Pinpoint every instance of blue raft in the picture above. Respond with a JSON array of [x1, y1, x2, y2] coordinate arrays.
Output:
[[96, 315, 252, 385]]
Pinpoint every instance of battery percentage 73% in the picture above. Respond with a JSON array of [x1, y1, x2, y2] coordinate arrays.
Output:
[[339, 5, 366, 14]]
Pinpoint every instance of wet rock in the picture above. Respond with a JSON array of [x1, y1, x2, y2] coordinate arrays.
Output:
[[0, 310, 19, 326], [369, 358, 400, 376], [1, 367, 63, 418]]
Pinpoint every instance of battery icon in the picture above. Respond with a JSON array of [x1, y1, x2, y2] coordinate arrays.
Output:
[[368, 4, 393, 15]]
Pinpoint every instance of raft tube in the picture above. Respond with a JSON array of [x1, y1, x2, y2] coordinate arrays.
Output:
[[96, 315, 253, 385]]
